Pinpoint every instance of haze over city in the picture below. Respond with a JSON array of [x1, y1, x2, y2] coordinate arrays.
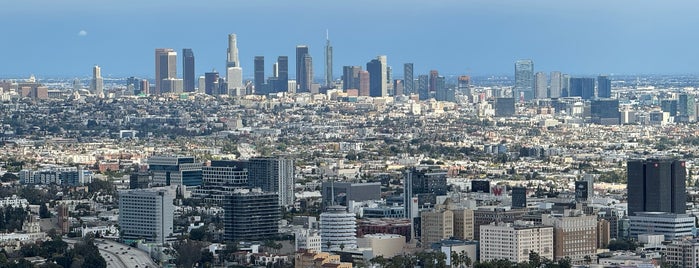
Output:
[[3, 0, 699, 77]]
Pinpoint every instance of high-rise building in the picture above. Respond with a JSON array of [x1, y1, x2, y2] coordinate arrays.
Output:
[[404, 63, 414, 95], [473, 207, 527, 240], [678, 94, 696, 122], [569, 78, 595, 99], [155, 48, 177, 95], [358, 70, 370, 96], [629, 212, 694, 240], [542, 210, 598, 263], [591, 99, 620, 125], [480, 222, 553, 263], [147, 156, 203, 187], [394, 79, 404, 96], [296, 45, 312, 93], [458, 76, 471, 100], [247, 157, 295, 207], [494, 97, 516, 117], [665, 238, 699, 267], [325, 32, 333, 88], [367, 55, 387, 97], [139, 79, 149, 95], [275, 56, 289, 93], [561, 74, 571, 97], [204, 71, 220, 95], [320, 206, 357, 251], [254, 56, 266, 94], [515, 59, 534, 101], [119, 187, 175, 244], [272, 62, 279, 78], [126, 76, 140, 95], [224, 188, 280, 241], [321, 182, 381, 209], [192, 160, 248, 204], [227, 34, 240, 68], [511, 187, 527, 209], [226, 67, 243, 95], [597, 75, 611, 98], [182, 48, 195, 92], [342, 66, 361, 91], [91, 65, 104, 96], [550, 71, 562, 98], [627, 159, 687, 216], [429, 70, 439, 93], [421, 208, 454, 246], [535, 72, 547, 99], [418, 74, 429, 100], [404, 166, 448, 219]]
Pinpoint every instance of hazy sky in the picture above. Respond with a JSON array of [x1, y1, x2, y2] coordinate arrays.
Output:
[[2, 0, 699, 78]]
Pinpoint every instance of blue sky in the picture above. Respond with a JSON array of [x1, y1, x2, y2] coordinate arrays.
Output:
[[1, 0, 698, 78]]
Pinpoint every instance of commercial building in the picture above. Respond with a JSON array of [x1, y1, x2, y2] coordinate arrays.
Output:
[[597, 75, 611, 98], [147, 155, 203, 187], [665, 239, 699, 267], [247, 156, 295, 207], [320, 206, 357, 251], [629, 212, 694, 241], [569, 78, 595, 100], [192, 160, 248, 204], [118, 187, 175, 244], [294, 250, 352, 268], [154, 48, 177, 95], [627, 158, 686, 216], [541, 210, 597, 263], [480, 222, 553, 263], [367, 56, 387, 97], [403, 63, 414, 95], [473, 207, 527, 240], [321, 182, 381, 208], [514, 59, 534, 101], [182, 48, 195, 92], [296, 45, 313, 93], [357, 234, 405, 259], [591, 99, 620, 125], [494, 97, 515, 117], [223, 188, 280, 241], [91, 65, 103, 96], [420, 208, 454, 246]]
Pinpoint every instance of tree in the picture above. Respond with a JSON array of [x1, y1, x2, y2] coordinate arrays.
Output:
[[189, 227, 206, 241], [528, 250, 541, 268], [39, 203, 51, 218]]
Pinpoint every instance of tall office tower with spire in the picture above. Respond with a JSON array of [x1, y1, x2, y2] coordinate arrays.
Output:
[[550, 71, 562, 98], [155, 48, 177, 95], [324, 31, 333, 88], [404, 63, 414, 95], [597, 75, 611, 98], [182, 48, 195, 92], [535, 72, 547, 99], [91, 65, 104, 96], [514, 59, 534, 101], [296, 45, 312, 93], [254, 56, 265, 94], [366, 55, 387, 97]]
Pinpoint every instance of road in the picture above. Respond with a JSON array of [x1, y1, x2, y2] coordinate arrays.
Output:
[[66, 238, 160, 268]]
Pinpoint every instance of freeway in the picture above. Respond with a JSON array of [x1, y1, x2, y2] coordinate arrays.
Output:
[[65, 238, 159, 268]]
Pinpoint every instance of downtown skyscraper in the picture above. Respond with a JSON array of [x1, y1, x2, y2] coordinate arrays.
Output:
[[90, 65, 103, 96], [404, 63, 414, 95], [296, 45, 313, 93], [514, 59, 534, 100], [254, 56, 265, 93], [226, 34, 243, 95], [627, 158, 687, 216], [324, 32, 333, 88], [155, 48, 177, 95], [367, 55, 387, 97], [597, 75, 611, 98], [182, 48, 195, 92]]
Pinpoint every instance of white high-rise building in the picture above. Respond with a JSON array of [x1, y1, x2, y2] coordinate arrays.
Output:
[[197, 76, 206, 93], [550, 71, 562, 98], [91, 65, 104, 97], [320, 206, 357, 251], [118, 187, 175, 244], [227, 34, 240, 68], [226, 67, 244, 95], [535, 72, 547, 99], [480, 221, 553, 263], [295, 228, 322, 252]]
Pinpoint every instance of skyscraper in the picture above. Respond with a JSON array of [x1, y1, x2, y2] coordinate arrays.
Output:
[[678, 94, 696, 122], [204, 71, 220, 95], [342, 66, 361, 91], [226, 34, 242, 95], [404, 166, 447, 218], [119, 187, 175, 244], [227, 34, 240, 68], [182, 48, 195, 92], [535, 72, 547, 99], [254, 56, 265, 94], [597, 75, 611, 98], [296, 45, 312, 93], [247, 157, 295, 207], [358, 70, 370, 96], [550, 71, 562, 98], [324, 32, 333, 88], [429, 70, 439, 93], [90, 65, 103, 96], [569, 77, 595, 99], [514, 59, 534, 101], [404, 63, 414, 95], [418, 74, 429, 100], [155, 48, 177, 95], [224, 188, 280, 241], [275, 56, 289, 93], [367, 55, 387, 97], [627, 159, 686, 216]]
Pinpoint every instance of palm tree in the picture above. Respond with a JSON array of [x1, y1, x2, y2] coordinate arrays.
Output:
[[452, 251, 462, 268]]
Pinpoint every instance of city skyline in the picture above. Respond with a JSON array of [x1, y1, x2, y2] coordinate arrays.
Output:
[[3, 0, 699, 78]]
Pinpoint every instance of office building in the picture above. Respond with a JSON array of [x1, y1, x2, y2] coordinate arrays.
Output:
[[204, 71, 220, 95], [294, 250, 351, 268], [182, 48, 195, 92], [247, 157, 295, 207], [147, 156, 203, 187], [227, 34, 239, 68], [429, 70, 439, 93], [473, 207, 528, 240], [358, 70, 370, 96], [494, 97, 516, 117], [223, 188, 280, 241], [550, 71, 562, 98], [129, 172, 150, 189], [404, 63, 414, 95], [561, 74, 571, 97], [367, 56, 388, 97], [678, 94, 696, 122], [404, 166, 448, 218], [661, 99, 678, 116], [154, 48, 177, 95], [535, 72, 547, 99], [320, 206, 357, 251], [569, 78, 595, 100], [126, 76, 140, 95], [480, 222, 553, 263], [160, 78, 183, 93], [394, 79, 404, 96], [193, 160, 248, 204], [665, 239, 699, 267], [574, 180, 591, 202], [268, 56, 289, 93], [591, 99, 620, 125], [325, 33, 333, 88], [514, 59, 534, 101], [542, 210, 597, 263], [627, 159, 686, 216], [452, 208, 474, 241], [91, 65, 103, 96], [139, 79, 149, 95], [597, 219, 611, 249], [119, 187, 175, 244], [629, 212, 694, 240], [226, 67, 243, 95], [458, 76, 471, 100], [512, 186, 527, 208], [342, 66, 361, 91], [418, 74, 429, 100], [321, 182, 381, 208], [357, 234, 406, 260], [597, 75, 611, 98], [296, 45, 312, 93], [421, 208, 454, 246], [295, 229, 322, 252], [254, 56, 266, 94]]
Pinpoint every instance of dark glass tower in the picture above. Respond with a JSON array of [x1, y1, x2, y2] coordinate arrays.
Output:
[[404, 63, 414, 95], [511, 186, 527, 208], [627, 159, 686, 216], [367, 58, 384, 97], [569, 78, 595, 99], [597, 75, 611, 98], [296, 45, 312, 92], [182, 48, 195, 92], [254, 56, 265, 94]]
